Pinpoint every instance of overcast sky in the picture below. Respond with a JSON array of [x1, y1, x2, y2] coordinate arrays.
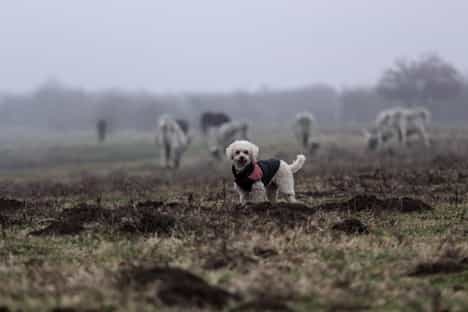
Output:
[[1, 0, 467, 93]]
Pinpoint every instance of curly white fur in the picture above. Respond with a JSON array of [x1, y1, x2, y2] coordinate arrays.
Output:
[[158, 115, 191, 168], [226, 140, 306, 204]]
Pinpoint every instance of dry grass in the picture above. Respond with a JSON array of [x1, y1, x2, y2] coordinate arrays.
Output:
[[1, 128, 468, 311]]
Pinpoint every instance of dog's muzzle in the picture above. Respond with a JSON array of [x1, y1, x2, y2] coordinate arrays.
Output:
[[237, 156, 247, 165]]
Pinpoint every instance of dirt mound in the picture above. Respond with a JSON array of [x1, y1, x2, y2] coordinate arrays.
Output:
[[0, 197, 24, 212], [231, 298, 294, 312], [135, 200, 164, 209], [158, 279, 235, 308], [249, 202, 314, 214], [59, 203, 114, 224], [317, 195, 432, 213], [29, 201, 178, 236], [121, 266, 240, 308], [50, 308, 108, 312], [118, 211, 176, 234], [27, 203, 113, 236], [116, 202, 178, 235], [0, 215, 9, 225], [382, 197, 432, 212], [0, 214, 24, 228], [29, 220, 85, 236], [233, 202, 315, 228], [331, 218, 369, 234], [408, 259, 468, 276]]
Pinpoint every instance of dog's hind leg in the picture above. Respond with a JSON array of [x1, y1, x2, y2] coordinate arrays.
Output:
[[278, 171, 297, 202], [266, 183, 279, 203]]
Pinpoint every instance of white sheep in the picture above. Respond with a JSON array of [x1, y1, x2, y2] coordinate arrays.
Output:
[[158, 115, 191, 168], [210, 121, 249, 160], [293, 112, 320, 154], [364, 106, 431, 150]]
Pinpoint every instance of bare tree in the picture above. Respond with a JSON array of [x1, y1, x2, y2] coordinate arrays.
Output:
[[377, 54, 464, 106]]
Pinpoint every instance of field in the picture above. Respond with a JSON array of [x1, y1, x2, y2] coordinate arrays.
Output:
[[1, 128, 468, 311]]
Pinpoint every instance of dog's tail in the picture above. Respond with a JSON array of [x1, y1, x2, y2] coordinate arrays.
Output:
[[289, 154, 306, 174]]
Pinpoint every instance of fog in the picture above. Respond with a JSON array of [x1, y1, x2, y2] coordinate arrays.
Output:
[[1, 0, 467, 92], [0, 0, 467, 145]]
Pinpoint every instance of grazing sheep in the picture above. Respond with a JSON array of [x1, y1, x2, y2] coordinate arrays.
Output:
[[158, 115, 191, 169], [293, 112, 320, 154], [200, 112, 231, 136], [364, 106, 431, 151], [398, 106, 431, 147], [175, 119, 190, 135], [210, 121, 249, 160]]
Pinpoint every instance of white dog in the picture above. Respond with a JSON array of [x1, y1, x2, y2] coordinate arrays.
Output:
[[364, 106, 431, 150], [210, 121, 249, 160], [158, 115, 191, 169], [226, 140, 306, 204], [293, 112, 320, 154]]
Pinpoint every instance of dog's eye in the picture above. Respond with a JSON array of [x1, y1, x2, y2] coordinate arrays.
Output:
[[235, 151, 240, 155], [243, 150, 249, 154]]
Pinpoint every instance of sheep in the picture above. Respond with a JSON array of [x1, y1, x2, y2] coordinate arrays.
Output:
[[158, 115, 191, 169], [293, 112, 320, 154], [200, 112, 231, 136], [364, 106, 431, 151], [175, 119, 190, 135], [209, 121, 249, 160]]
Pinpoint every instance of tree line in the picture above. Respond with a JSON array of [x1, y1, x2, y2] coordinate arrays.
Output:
[[0, 54, 466, 132]]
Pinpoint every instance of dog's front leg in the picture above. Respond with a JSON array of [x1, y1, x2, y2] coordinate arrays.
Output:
[[235, 184, 248, 205], [239, 191, 248, 205], [266, 184, 279, 203], [286, 194, 297, 203], [251, 182, 267, 203]]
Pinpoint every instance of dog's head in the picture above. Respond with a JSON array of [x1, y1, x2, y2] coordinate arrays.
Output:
[[225, 140, 259, 170]]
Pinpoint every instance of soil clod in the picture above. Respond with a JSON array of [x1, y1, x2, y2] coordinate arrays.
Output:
[[29, 220, 85, 236], [118, 211, 176, 234], [0, 197, 24, 212], [317, 194, 432, 213], [253, 246, 279, 258], [234, 202, 316, 229], [121, 266, 240, 308], [231, 298, 294, 312], [408, 259, 468, 276], [331, 218, 369, 234]]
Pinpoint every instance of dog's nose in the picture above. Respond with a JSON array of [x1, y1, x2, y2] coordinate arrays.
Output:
[[239, 156, 245, 161]]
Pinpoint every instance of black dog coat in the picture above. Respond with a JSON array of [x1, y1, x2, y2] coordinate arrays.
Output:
[[232, 159, 281, 192]]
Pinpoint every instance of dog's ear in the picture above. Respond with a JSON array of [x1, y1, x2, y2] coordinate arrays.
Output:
[[250, 142, 259, 161], [225, 142, 234, 159]]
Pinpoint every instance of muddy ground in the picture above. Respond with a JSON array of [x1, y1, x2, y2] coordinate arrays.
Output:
[[1, 129, 468, 311]]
